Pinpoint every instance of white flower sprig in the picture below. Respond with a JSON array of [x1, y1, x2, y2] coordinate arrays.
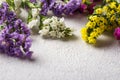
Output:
[[39, 16, 73, 38]]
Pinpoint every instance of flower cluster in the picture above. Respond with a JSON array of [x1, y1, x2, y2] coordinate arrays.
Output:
[[0, 2, 33, 58], [81, 0, 120, 44], [6, 0, 73, 39], [39, 16, 73, 38], [41, 0, 81, 16]]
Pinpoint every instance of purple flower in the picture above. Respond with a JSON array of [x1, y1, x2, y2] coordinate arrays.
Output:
[[114, 27, 120, 40], [40, 0, 52, 15], [40, 0, 81, 16], [0, 2, 8, 24], [49, 2, 65, 16], [0, 2, 33, 59], [64, 0, 81, 15]]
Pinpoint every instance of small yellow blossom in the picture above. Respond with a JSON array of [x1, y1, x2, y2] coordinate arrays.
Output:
[[81, 27, 87, 34], [103, 6, 108, 12], [110, 10, 115, 15], [95, 8, 103, 14], [86, 21, 96, 28], [94, 27, 104, 34], [81, 27, 88, 41], [110, 15, 116, 22], [109, 2, 117, 9], [117, 5, 120, 13], [81, 35, 88, 41], [90, 31, 98, 38], [88, 37, 96, 44], [106, 13, 111, 18]]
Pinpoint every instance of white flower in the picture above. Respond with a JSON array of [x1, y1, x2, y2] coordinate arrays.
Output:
[[40, 16, 73, 38], [14, 0, 22, 8], [32, 8, 39, 18], [28, 16, 40, 29], [43, 19, 51, 25], [49, 31, 57, 38], [19, 8, 29, 22], [39, 29, 49, 35], [57, 32, 65, 38], [36, 0, 42, 7]]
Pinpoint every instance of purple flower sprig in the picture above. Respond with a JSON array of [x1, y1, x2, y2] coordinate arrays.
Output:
[[41, 0, 81, 16], [0, 2, 33, 59]]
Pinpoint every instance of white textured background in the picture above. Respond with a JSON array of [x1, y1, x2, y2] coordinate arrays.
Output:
[[0, 14, 120, 80]]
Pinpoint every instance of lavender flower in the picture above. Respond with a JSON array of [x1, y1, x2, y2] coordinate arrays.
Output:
[[114, 27, 120, 40], [0, 2, 33, 58]]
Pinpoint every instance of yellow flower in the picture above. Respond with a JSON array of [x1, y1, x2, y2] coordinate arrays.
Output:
[[86, 21, 96, 28], [95, 27, 104, 34], [99, 22, 105, 27], [99, 17, 107, 24], [81, 27, 88, 41], [89, 15, 97, 19], [117, 5, 120, 13], [97, 17, 107, 27], [110, 15, 116, 22], [110, 10, 115, 15], [109, 2, 117, 9], [88, 37, 96, 44], [100, 26, 106, 31], [90, 32, 98, 38], [106, 12, 111, 18], [103, 6, 108, 12], [95, 8, 103, 14], [89, 15, 99, 23], [81, 35, 88, 41], [81, 27, 87, 34]]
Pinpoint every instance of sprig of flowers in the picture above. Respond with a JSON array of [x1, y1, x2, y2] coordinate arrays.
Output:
[[41, 0, 82, 16], [81, 0, 120, 44], [0, 2, 33, 58], [39, 16, 73, 38]]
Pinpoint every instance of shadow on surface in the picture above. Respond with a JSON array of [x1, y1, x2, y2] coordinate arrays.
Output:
[[41, 34, 78, 42], [0, 52, 37, 62], [94, 32, 115, 48]]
